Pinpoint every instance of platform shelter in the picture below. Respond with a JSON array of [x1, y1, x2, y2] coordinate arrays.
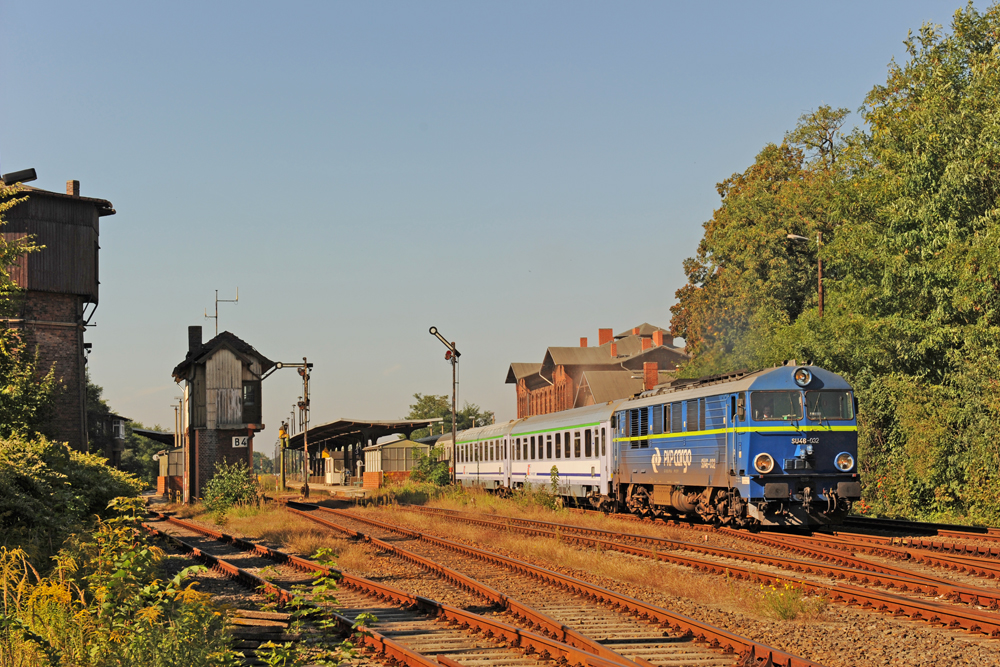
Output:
[[286, 417, 442, 486]]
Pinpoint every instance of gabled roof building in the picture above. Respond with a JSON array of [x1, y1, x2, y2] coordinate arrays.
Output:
[[505, 324, 687, 418]]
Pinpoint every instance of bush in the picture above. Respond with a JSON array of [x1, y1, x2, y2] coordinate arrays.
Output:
[[202, 460, 260, 517], [409, 447, 450, 486], [0, 497, 237, 666], [0, 435, 142, 564]]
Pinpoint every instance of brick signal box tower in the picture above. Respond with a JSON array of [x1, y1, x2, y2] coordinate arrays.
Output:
[[172, 326, 273, 502], [1, 181, 116, 451]]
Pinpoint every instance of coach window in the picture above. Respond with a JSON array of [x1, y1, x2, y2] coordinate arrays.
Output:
[[601, 427, 606, 455], [584, 430, 592, 457], [546, 434, 552, 458], [491, 441, 495, 461], [564, 432, 570, 457], [523, 438, 528, 460], [530, 436, 536, 460], [555, 432, 561, 458], [574, 431, 582, 458], [515, 438, 520, 460]]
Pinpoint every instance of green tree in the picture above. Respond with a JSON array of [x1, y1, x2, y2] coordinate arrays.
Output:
[[253, 450, 274, 474], [406, 393, 495, 440], [670, 3, 1000, 523], [670, 106, 849, 376]]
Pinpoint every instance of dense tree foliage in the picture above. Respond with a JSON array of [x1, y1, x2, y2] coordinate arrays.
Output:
[[406, 392, 495, 440], [671, 3, 1000, 524]]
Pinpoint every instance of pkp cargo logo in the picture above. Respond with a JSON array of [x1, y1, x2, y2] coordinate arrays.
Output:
[[651, 448, 693, 473]]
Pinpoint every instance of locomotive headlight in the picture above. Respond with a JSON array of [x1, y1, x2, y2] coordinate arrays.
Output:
[[753, 452, 775, 474], [793, 367, 812, 387], [835, 452, 855, 472]]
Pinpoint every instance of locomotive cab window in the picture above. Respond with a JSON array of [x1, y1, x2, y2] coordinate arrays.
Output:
[[805, 391, 855, 420], [750, 391, 804, 421]]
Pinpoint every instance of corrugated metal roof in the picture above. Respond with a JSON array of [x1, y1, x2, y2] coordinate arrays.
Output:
[[287, 417, 442, 451], [505, 363, 542, 384]]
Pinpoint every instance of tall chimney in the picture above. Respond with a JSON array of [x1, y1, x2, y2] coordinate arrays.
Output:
[[67, 180, 80, 196], [580, 337, 588, 348], [632, 327, 640, 335], [644, 362, 659, 392], [610, 342, 617, 357], [598, 328, 613, 346], [652, 330, 664, 347], [641, 337, 652, 351], [188, 326, 203, 353]]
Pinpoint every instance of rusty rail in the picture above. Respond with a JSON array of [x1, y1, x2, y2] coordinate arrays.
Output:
[[332, 505, 1000, 638], [282, 504, 634, 666], [145, 513, 630, 667], [292, 503, 823, 667], [404, 505, 1000, 610], [141, 519, 440, 667]]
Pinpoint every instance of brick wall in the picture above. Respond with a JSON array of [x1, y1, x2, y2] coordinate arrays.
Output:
[[191, 427, 254, 499], [5, 291, 87, 451], [363, 471, 383, 489]]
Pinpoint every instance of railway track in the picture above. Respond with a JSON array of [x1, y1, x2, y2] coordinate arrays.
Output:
[[402, 505, 1000, 609], [144, 512, 628, 667], [841, 516, 1000, 542], [281, 501, 823, 667], [358, 504, 1000, 638]]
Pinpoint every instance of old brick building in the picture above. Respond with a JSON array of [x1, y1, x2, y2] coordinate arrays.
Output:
[[172, 326, 273, 501], [506, 324, 688, 418], [1, 181, 115, 451]]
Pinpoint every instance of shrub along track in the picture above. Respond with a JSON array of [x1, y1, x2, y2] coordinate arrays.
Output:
[[281, 500, 822, 667], [388, 505, 1000, 639], [144, 512, 633, 667]]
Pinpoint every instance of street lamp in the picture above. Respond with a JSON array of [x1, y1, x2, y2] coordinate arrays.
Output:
[[264, 358, 314, 497], [787, 232, 824, 318], [428, 326, 460, 485]]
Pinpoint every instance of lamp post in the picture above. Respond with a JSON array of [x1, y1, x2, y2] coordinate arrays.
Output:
[[787, 232, 823, 318], [428, 326, 460, 484], [265, 358, 314, 497]]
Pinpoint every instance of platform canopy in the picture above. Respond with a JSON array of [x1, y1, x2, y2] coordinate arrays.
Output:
[[287, 417, 443, 452]]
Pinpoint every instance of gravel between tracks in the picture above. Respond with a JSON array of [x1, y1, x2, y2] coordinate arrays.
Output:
[[354, 505, 1000, 667]]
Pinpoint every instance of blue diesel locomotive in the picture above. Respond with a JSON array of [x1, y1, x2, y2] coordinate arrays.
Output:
[[442, 363, 861, 528]]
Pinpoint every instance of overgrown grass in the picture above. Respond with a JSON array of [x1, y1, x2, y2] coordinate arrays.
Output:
[[0, 497, 236, 667], [728, 577, 828, 620]]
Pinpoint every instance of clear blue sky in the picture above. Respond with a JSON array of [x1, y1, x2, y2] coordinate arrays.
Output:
[[0, 1, 983, 447]]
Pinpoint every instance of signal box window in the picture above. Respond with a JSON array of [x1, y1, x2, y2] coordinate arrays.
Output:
[[242, 381, 261, 424]]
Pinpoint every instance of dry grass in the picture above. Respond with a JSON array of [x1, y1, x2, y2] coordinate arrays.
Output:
[[358, 503, 825, 620], [166, 501, 381, 576]]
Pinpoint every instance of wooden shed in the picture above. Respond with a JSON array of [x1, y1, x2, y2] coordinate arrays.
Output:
[[363, 438, 431, 488]]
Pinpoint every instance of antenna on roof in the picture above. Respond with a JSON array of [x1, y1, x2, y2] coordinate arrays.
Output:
[[204, 288, 238, 336]]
